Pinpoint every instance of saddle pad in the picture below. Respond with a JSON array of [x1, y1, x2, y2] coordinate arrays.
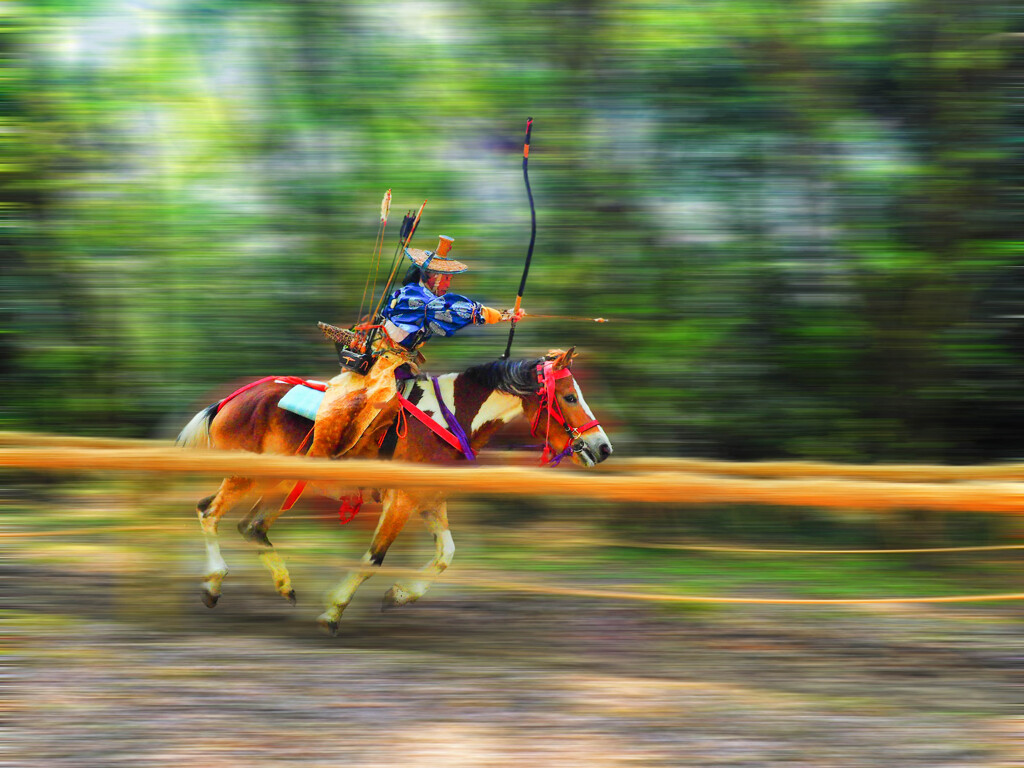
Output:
[[278, 384, 326, 421]]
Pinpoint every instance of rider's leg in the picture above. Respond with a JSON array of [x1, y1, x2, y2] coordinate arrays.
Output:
[[308, 354, 403, 460], [316, 488, 415, 635], [196, 476, 256, 607], [382, 502, 454, 609]]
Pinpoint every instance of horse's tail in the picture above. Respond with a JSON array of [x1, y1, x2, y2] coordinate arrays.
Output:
[[176, 403, 219, 449]]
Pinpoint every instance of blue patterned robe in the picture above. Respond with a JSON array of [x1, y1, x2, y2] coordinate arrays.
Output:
[[381, 284, 487, 349]]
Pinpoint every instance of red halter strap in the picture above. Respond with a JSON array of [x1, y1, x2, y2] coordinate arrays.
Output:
[[530, 361, 601, 464]]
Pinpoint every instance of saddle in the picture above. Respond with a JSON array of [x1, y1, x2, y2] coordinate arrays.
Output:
[[276, 368, 473, 460], [277, 380, 327, 421]]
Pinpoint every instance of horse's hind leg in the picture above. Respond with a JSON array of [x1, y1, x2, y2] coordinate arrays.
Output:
[[317, 489, 415, 635], [197, 476, 256, 607], [236, 484, 297, 605], [382, 502, 454, 610], [237, 482, 289, 546]]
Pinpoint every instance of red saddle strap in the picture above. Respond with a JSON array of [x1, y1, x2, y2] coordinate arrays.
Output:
[[397, 393, 463, 452], [218, 375, 326, 413]]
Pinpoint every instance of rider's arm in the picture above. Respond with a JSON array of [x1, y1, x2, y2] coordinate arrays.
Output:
[[424, 293, 524, 332], [476, 305, 525, 324]]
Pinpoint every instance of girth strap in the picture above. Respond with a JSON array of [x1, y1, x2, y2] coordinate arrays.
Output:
[[397, 393, 466, 455]]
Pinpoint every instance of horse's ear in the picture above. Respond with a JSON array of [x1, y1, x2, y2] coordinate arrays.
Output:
[[551, 346, 577, 370]]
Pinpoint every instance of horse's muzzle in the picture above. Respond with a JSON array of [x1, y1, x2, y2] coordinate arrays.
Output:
[[574, 437, 613, 466]]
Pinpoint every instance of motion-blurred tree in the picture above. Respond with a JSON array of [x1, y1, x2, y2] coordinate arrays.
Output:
[[3, 0, 1022, 464]]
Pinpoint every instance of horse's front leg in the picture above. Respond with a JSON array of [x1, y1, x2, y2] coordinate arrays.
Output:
[[382, 501, 454, 610], [316, 488, 416, 635], [196, 476, 256, 607]]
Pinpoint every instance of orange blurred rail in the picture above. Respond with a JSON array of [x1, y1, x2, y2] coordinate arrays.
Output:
[[4, 444, 1024, 514]]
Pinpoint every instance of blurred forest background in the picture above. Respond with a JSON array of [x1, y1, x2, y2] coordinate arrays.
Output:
[[3, 0, 1023, 463]]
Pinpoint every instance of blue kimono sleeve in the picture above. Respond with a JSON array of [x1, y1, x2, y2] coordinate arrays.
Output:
[[382, 284, 486, 340], [382, 284, 433, 336], [424, 292, 486, 337]]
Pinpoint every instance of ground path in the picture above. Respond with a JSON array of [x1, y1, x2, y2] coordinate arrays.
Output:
[[5, 556, 1022, 767]]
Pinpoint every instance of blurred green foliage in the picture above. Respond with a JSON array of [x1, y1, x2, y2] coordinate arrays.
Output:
[[3, 0, 1023, 462]]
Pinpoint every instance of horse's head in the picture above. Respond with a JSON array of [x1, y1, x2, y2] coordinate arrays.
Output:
[[523, 348, 613, 467]]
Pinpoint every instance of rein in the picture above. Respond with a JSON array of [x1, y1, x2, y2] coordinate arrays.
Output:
[[530, 361, 601, 466]]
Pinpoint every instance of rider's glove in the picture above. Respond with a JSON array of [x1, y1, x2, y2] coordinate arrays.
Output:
[[479, 306, 503, 324], [500, 308, 526, 322]]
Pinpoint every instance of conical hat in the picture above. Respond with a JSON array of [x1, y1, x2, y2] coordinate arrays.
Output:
[[405, 235, 468, 274]]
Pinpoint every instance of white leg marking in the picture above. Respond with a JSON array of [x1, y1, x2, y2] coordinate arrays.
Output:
[[257, 550, 294, 597], [387, 510, 455, 606], [200, 513, 228, 593], [319, 497, 395, 622], [322, 552, 378, 619]]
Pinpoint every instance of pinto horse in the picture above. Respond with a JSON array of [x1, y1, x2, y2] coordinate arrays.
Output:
[[177, 348, 612, 633]]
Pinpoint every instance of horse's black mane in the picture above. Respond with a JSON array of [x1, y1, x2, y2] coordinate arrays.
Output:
[[462, 357, 541, 397]]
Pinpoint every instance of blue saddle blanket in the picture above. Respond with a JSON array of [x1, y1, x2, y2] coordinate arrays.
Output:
[[278, 383, 326, 421]]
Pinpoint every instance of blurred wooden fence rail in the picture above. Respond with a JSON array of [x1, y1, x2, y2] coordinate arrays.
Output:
[[2, 438, 1024, 514]]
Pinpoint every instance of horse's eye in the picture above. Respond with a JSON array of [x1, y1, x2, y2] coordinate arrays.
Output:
[[564, 394, 578, 404]]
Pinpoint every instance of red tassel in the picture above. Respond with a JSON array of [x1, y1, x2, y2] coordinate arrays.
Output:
[[338, 492, 363, 524]]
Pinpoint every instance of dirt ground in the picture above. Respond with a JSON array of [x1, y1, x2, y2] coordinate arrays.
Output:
[[4, 543, 1023, 768]]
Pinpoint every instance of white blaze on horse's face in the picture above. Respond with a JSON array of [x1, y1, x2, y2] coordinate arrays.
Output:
[[556, 373, 612, 467], [568, 376, 612, 467]]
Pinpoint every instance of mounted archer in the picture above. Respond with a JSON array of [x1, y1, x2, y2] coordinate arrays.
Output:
[[308, 233, 526, 464], [382, 236, 523, 353], [307, 120, 539, 464], [177, 118, 615, 631]]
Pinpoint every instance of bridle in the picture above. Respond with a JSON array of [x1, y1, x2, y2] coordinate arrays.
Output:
[[530, 360, 602, 466]]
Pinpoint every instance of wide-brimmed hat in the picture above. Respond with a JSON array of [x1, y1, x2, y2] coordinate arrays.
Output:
[[405, 235, 468, 274]]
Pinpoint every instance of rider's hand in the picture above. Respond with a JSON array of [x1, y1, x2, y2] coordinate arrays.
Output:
[[479, 306, 502, 324], [500, 308, 526, 322]]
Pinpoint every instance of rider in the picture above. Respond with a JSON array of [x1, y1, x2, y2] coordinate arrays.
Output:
[[380, 235, 518, 352], [308, 236, 524, 460]]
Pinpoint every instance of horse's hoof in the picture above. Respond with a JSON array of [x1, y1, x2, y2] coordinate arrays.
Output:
[[285, 589, 297, 606], [316, 613, 340, 636], [201, 590, 220, 609]]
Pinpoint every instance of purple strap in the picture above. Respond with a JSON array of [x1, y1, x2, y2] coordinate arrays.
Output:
[[547, 443, 574, 466], [431, 377, 476, 461]]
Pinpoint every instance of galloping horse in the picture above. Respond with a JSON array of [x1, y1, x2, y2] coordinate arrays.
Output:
[[177, 348, 612, 633]]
